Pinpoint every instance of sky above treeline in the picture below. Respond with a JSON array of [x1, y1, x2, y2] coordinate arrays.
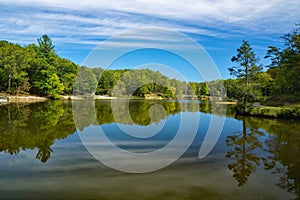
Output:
[[0, 0, 299, 81]]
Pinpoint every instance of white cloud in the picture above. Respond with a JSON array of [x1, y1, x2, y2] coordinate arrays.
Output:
[[0, 0, 299, 47], [2, 0, 298, 23]]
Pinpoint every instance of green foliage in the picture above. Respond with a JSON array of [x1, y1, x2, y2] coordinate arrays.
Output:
[[55, 58, 79, 94], [73, 66, 97, 96], [224, 79, 243, 101], [229, 40, 261, 80], [200, 82, 210, 96], [96, 69, 127, 95], [225, 26, 300, 110], [246, 105, 300, 119], [0, 37, 198, 98], [46, 73, 64, 99], [265, 25, 300, 104], [228, 40, 262, 109], [1, 27, 299, 105], [0, 35, 79, 98], [0, 41, 30, 93], [37, 35, 55, 61], [96, 69, 183, 98]]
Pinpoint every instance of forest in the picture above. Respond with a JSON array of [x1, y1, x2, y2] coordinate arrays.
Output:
[[0, 26, 299, 108]]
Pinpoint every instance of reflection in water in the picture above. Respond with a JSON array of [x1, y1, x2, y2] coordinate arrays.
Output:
[[1, 100, 300, 199], [225, 117, 264, 186], [0, 101, 76, 162], [260, 119, 300, 200], [73, 99, 214, 130], [1, 100, 208, 162], [226, 117, 300, 199]]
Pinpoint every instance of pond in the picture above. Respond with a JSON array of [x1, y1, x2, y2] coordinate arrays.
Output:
[[0, 100, 299, 200]]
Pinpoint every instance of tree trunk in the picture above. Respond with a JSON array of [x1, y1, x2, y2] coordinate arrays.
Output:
[[8, 106, 11, 125], [244, 63, 249, 112], [8, 73, 11, 93], [243, 96, 247, 112], [242, 118, 246, 173]]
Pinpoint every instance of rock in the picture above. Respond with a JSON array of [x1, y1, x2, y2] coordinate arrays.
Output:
[[252, 102, 262, 108]]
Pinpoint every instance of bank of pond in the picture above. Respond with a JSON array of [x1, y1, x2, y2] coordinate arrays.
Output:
[[236, 103, 300, 120], [2, 94, 300, 120]]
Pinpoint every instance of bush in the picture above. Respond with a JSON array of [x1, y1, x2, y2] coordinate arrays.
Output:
[[244, 104, 300, 119]]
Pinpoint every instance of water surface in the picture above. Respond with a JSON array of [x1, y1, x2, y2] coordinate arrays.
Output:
[[0, 100, 299, 199]]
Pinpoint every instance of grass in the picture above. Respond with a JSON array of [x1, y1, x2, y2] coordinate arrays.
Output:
[[245, 104, 300, 119]]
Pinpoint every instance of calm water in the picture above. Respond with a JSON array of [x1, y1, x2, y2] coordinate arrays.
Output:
[[0, 100, 299, 200]]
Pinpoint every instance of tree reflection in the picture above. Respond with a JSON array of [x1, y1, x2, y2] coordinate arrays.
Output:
[[36, 146, 53, 163], [261, 120, 300, 200], [0, 100, 203, 162], [0, 101, 76, 163], [92, 100, 184, 127], [225, 117, 264, 186], [226, 116, 300, 199], [199, 100, 211, 113]]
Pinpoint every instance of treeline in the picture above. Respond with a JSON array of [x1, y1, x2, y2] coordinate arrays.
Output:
[[0, 35, 78, 99], [0, 35, 211, 99], [225, 25, 300, 107], [0, 25, 299, 103], [81, 68, 211, 98]]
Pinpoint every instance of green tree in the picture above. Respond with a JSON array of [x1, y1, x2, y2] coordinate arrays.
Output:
[[224, 78, 243, 101], [55, 58, 79, 95], [265, 25, 300, 103], [253, 72, 273, 101], [27, 37, 64, 97], [229, 40, 262, 111], [0, 36, 81, 97], [112, 80, 126, 96], [96, 70, 127, 96], [91, 68, 104, 80], [37, 35, 55, 61], [73, 66, 97, 96], [33, 72, 64, 99], [0, 41, 30, 93], [46, 73, 64, 99], [200, 82, 210, 96]]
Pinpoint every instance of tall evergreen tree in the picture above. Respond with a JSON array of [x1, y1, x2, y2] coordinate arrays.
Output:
[[229, 40, 262, 111]]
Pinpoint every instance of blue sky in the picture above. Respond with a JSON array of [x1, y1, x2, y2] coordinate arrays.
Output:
[[0, 0, 299, 81]]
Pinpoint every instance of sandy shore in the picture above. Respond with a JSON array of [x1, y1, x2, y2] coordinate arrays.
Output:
[[94, 95, 117, 99], [215, 101, 237, 105], [62, 95, 117, 100], [2, 95, 118, 103], [7, 95, 49, 102], [3, 95, 236, 103]]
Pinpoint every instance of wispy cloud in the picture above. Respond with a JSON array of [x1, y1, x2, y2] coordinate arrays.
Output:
[[0, 0, 299, 76], [1, 0, 299, 47]]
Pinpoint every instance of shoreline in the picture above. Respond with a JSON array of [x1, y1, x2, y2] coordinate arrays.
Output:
[[62, 95, 118, 100], [2, 95, 119, 103], [237, 105, 300, 120], [2, 94, 238, 103], [2, 95, 299, 120], [7, 95, 49, 103]]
